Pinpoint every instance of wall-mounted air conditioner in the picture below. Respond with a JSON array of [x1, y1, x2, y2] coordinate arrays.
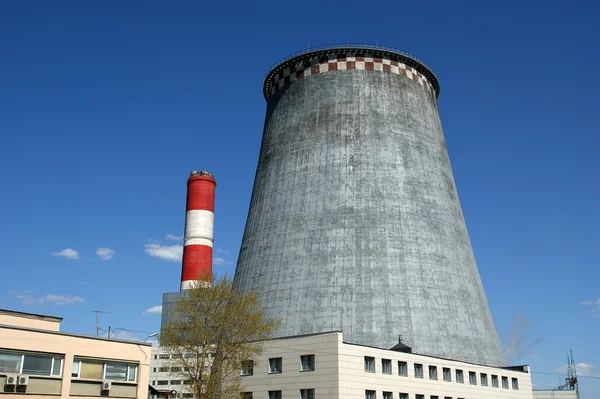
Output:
[[4, 374, 18, 385], [101, 380, 112, 391], [17, 375, 29, 386]]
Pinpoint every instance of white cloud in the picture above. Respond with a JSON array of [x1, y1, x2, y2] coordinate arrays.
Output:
[[107, 331, 144, 342], [581, 297, 600, 315], [556, 363, 600, 377], [96, 247, 115, 260], [216, 248, 231, 256], [145, 243, 183, 262], [144, 305, 162, 315], [213, 257, 233, 266], [52, 248, 80, 260], [16, 293, 85, 306], [580, 300, 593, 305], [165, 234, 183, 241]]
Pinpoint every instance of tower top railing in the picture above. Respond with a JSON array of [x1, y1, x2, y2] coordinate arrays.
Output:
[[264, 43, 438, 81]]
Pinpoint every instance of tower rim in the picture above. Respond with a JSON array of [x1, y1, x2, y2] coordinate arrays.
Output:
[[263, 44, 440, 100]]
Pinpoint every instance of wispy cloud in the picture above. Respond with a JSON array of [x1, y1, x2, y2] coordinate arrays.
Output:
[[557, 363, 600, 377], [145, 243, 183, 262], [216, 248, 231, 256], [213, 257, 233, 266], [17, 293, 85, 306], [581, 297, 600, 317], [165, 234, 183, 241], [96, 247, 115, 260], [52, 248, 80, 260], [503, 313, 543, 361], [144, 305, 162, 315], [580, 300, 593, 305], [106, 331, 144, 342]]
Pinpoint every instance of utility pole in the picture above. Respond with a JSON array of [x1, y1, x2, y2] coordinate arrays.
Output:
[[92, 310, 109, 337]]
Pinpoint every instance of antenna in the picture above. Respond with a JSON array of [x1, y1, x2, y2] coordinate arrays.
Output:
[[92, 310, 109, 337]]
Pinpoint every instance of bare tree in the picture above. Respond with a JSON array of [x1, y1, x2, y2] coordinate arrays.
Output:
[[160, 272, 278, 399]]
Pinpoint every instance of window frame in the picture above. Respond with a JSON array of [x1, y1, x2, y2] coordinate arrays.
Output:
[[364, 356, 375, 373], [512, 377, 519, 390], [455, 369, 464, 383], [382, 358, 392, 375], [240, 360, 254, 376], [0, 350, 64, 377], [481, 373, 488, 386], [365, 389, 376, 399], [268, 357, 282, 374], [300, 388, 315, 399], [383, 392, 393, 399], [469, 371, 477, 385], [399, 393, 408, 399], [429, 365, 438, 380], [300, 354, 315, 372], [398, 361, 408, 377], [502, 376, 509, 389], [492, 374, 499, 387], [414, 363, 424, 378], [268, 390, 282, 399], [442, 367, 451, 382], [71, 358, 138, 383]]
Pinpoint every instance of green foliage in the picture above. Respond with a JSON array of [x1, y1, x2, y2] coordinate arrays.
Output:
[[160, 272, 279, 399]]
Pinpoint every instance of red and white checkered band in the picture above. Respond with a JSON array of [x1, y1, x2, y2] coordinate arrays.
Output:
[[268, 53, 436, 98]]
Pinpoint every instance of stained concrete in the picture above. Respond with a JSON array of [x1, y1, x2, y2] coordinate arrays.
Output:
[[233, 53, 505, 366]]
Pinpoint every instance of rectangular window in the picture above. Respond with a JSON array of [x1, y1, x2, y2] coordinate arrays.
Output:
[[398, 361, 408, 376], [414, 363, 423, 378], [301, 389, 315, 399], [170, 380, 181, 385], [184, 353, 195, 359], [365, 390, 376, 399], [456, 369, 464, 383], [481, 373, 488, 386], [502, 376, 509, 389], [416, 395, 425, 399], [153, 355, 157, 360], [158, 367, 169, 372], [0, 351, 63, 377], [469, 371, 477, 385], [443, 367, 451, 382], [268, 357, 282, 374], [157, 380, 168, 385], [240, 360, 253, 376], [364, 356, 375, 373], [429, 365, 438, 380], [158, 354, 170, 359], [492, 375, 499, 387], [268, 391, 282, 399], [431, 396, 439, 399], [444, 397, 452, 399], [383, 392, 393, 399], [382, 359, 392, 374], [72, 359, 137, 382], [182, 395, 194, 399], [301, 354, 315, 371], [171, 367, 182, 372], [512, 377, 519, 390], [399, 394, 408, 399], [172, 354, 182, 359]]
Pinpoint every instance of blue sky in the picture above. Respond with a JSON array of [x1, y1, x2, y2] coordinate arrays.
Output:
[[1, 0, 598, 395]]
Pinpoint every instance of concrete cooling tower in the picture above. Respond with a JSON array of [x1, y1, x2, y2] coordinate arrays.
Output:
[[233, 45, 505, 366]]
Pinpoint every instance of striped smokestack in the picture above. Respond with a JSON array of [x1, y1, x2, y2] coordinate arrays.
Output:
[[180, 170, 216, 291]]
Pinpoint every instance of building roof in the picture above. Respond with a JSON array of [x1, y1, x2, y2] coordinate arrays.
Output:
[[0, 308, 63, 322]]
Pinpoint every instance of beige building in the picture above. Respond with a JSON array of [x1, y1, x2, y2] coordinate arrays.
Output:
[[0, 309, 151, 399], [241, 331, 534, 399]]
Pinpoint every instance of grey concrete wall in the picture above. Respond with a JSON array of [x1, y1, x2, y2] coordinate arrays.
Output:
[[161, 292, 183, 332], [234, 57, 505, 366]]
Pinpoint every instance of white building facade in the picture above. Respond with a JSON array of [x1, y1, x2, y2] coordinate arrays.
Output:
[[241, 331, 534, 399], [149, 345, 193, 398]]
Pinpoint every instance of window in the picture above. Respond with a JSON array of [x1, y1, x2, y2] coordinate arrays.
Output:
[[414, 363, 423, 378], [240, 360, 253, 376], [399, 394, 408, 399], [455, 369, 464, 383], [481, 373, 488, 386], [171, 367, 181, 372], [241, 393, 253, 399], [170, 380, 181, 385], [365, 390, 376, 399], [383, 392, 393, 399], [72, 359, 137, 382], [172, 354, 182, 359], [382, 359, 392, 374], [512, 377, 519, 390], [416, 395, 425, 399], [184, 353, 195, 359], [151, 381, 156, 385], [492, 375, 499, 387], [502, 376, 509, 389], [431, 396, 439, 399], [443, 367, 451, 382], [398, 361, 408, 376], [153, 355, 157, 359], [301, 354, 315, 371], [301, 389, 315, 399], [269, 357, 282, 374], [159, 354, 170, 359], [268, 391, 282, 399], [444, 397, 452, 399], [0, 351, 63, 377], [183, 380, 191, 385], [157, 380, 168, 385], [364, 356, 375, 372], [182, 395, 193, 399], [429, 365, 438, 380], [469, 371, 477, 385], [158, 367, 169, 372]]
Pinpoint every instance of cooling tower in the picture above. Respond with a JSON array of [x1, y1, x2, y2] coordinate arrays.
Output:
[[233, 45, 505, 366]]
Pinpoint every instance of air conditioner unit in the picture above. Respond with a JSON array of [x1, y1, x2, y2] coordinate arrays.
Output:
[[4, 373, 18, 385], [101, 381, 112, 391], [17, 375, 29, 386]]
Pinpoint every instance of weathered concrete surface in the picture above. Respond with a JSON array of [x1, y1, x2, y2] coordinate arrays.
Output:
[[234, 60, 505, 366]]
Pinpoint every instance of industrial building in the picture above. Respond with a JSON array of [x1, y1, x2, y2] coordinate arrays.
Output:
[[233, 44, 504, 367], [0, 308, 151, 398]]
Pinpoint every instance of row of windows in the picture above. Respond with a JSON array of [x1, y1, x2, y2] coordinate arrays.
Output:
[[367, 392, 464, 399], [152, 380, 192, 385], [241, 355, 315, 376], [71, 358, 138, 382], [154, 353, 213, 360], [364, 357, 519, 390], [241, 389, 314, 399]]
